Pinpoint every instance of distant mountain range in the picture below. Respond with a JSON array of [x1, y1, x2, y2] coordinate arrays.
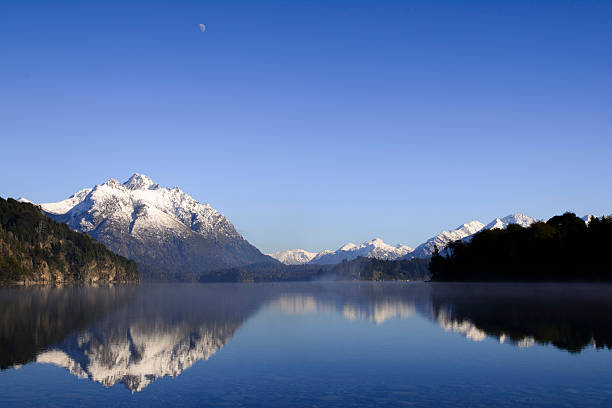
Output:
[[311, 238, 413, 264], [269, 214, 547, 265], [402, 213, 540, 260], [38, 174, 271, 277], [268, 249, 318, 265], [270, 239, 413, 266]]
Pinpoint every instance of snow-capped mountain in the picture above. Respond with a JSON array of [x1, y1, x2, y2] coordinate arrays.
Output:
[[268, 249, 318, 265], [403, 213, 539, 259], [309, 238, 413, 265], [39, 174, 271, 275], [405, 221, 486, 259], [269, 239, 413, 266], [270, 213, 543, 265], [483, 213, 539, 230], [271, 214, 538, 265]]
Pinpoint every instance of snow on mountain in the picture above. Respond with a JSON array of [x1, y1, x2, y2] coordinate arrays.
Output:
[[582, 214, 596, 225], [483, 213, 539, 230], [309, 238, 413, 265], [406, 221, 486, 259], [41, 175, 239, 240], [39, 173, 270, 274], [268, 249, 318, 265], [273, 214, 538, 265], [273, 214, 538, 266], [40, 188, 92, 215], [16, 197, 32, 203], [405, 214, 539, 259]]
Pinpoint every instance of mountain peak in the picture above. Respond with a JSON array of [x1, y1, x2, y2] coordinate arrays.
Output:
[[123, 173, 159, 191], [308, 238, 413, 265], [268, 249, 318, 265], [340, 242, 357, 251], [103, 178, 122, 188]]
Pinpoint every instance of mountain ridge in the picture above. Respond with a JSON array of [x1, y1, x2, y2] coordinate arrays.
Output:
[[268, 249, 318, 265], [309, 238, 413, 265]]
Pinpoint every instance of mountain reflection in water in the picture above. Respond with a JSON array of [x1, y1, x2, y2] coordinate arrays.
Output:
[[31, 284, 265, 392], [1, 282, 611, 392]]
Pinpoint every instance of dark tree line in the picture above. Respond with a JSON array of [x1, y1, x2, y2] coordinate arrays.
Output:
[[430, 212, 612, 281], [331, 257, 430, 281]]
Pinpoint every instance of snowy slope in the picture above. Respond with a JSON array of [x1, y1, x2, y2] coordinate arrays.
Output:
[[273, 215, 536, 265], [40, 188, 92, 215], [268, 249, 318, 265], [41, 175, 239, 240], [406, 221, 486, 259], [405, 213, 539, 259], [309, 238, 413, 265], [483, 213, 539, 230], [39, 174, 270, 275]]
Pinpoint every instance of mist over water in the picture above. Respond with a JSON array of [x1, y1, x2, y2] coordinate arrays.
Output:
[[1, 282, 612, 406]]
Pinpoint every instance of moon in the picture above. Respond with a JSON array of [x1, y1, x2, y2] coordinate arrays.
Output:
[[199, 24, 206, 32]]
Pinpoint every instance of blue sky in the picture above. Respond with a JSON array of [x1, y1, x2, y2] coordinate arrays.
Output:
[[1, 0, 611, 253]]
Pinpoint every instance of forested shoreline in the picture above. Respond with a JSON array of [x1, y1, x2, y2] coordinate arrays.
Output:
[[430, 213, 612, 282]]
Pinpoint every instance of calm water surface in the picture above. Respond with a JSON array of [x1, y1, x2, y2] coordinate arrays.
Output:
[[1, 282, 611, 407]]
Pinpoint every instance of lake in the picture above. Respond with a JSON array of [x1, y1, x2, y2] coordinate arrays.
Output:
[[1, 282, 611, 407]]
